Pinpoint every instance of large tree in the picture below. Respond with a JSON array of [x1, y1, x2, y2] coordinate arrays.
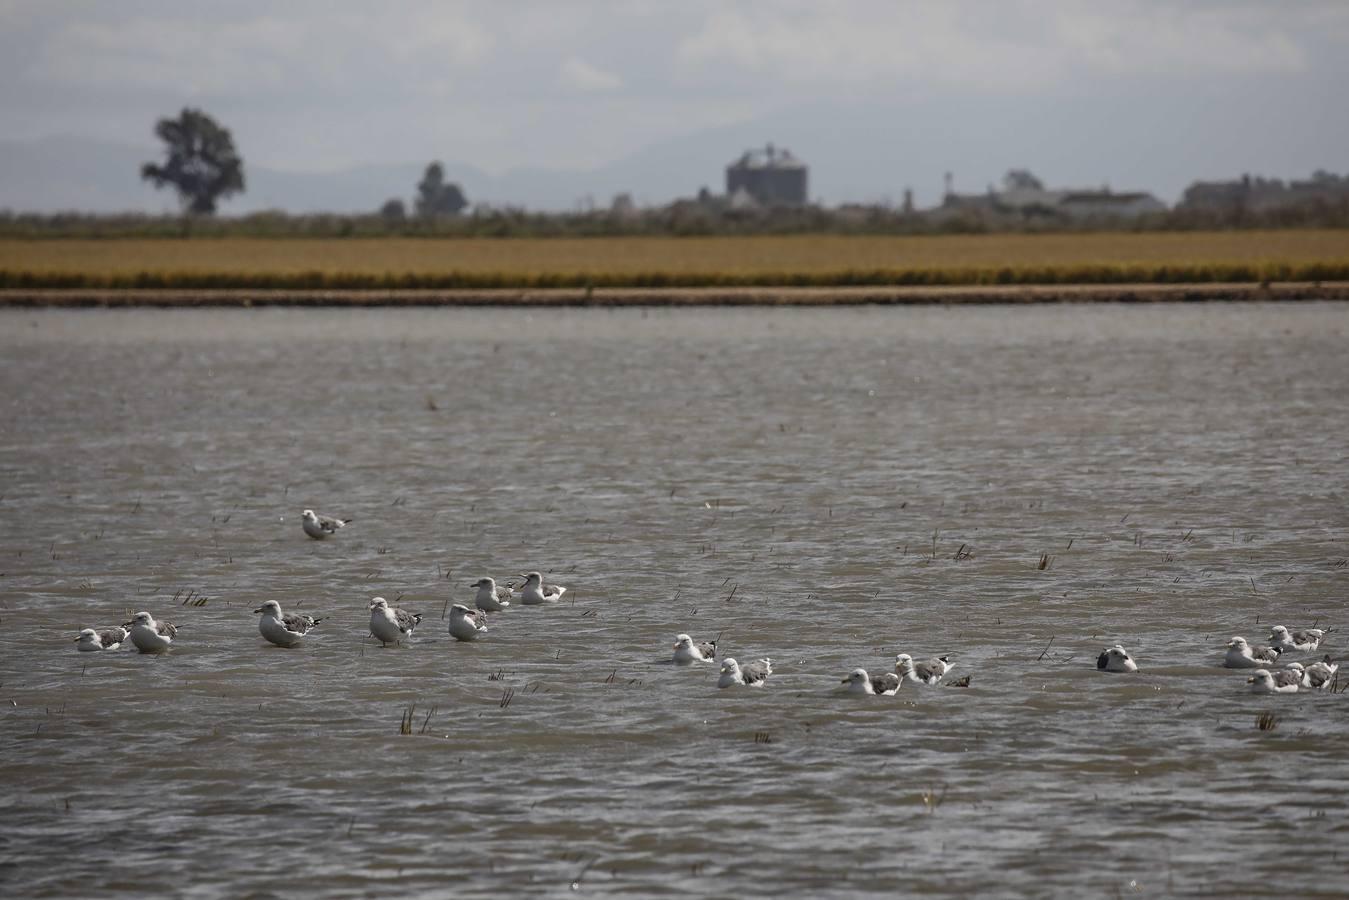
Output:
[[415, 162, 467, 218], [141, 108, 245, 215]]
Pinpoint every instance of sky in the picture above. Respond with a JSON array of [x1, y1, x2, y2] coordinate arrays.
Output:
[[2, 0, 1347, 210]]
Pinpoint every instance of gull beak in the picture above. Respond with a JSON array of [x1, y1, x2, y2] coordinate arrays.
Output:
[[1246, 676, 1256, 683], [73, 637, 81, 642], [253, 607, 265, 614], [841, 677, 850, 684]]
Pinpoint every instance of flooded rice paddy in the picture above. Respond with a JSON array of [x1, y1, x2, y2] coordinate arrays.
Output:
[[1, 303, 1347, 897]]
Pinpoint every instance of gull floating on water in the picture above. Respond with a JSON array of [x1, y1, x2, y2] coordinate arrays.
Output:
[[75, 626, 129, 652], [673, 633, 716, 664], [841, 668, 898, 695], [1296, 656, 1339, 690], [518, 571, 566, 605], [895, 652, 954, 685], [1269, 625, 1327, 653], [448, 603, 488, 641], [301, 508, 352, 540], [253, 600, 324, 647], [1247, 668, 1299, 694], [472, 577, 513, 612], [369, 597, 421, 646], [1096, 645, 1140, 673], [718, 657, 772, 688], [1224, 637, 1282, 669], [125, 611, 178, 652]]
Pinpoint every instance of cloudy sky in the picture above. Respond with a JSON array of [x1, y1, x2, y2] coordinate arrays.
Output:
[[2, 0, 1347, 209]]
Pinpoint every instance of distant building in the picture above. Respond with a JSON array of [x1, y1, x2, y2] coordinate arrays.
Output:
[[726, 144, 808, 207], [1179, 171, 1349, 213], [934, 169, 1165, 222]]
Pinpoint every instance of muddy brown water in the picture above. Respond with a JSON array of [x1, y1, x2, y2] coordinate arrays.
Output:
[[1, 304, 1346, 897]]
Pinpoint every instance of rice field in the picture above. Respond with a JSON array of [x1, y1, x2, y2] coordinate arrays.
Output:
[[2, 230, 1348, 288]]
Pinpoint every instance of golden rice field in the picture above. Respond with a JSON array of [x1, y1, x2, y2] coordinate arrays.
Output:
[[2, 231, 1348, 288]]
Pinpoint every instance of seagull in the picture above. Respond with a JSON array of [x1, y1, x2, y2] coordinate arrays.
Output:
[[301, 508, 352, 540], [253, 600, 324, 647], [75, 626, 129, 652], [1300, 656, 1340, 690], [124, 611, 178, 652], [673, 633, 716, 664], [518, 571, 566, 605], [894, 652, 954, 685], [448, 603, 488, 642], [842, 668, 879, 695], [1247, 668, 1298, 694], [1096, 644, 1140, 673], [718, 657, 772, 688], [369, 597, 420, 646], [1272, 667, 1304, 691], [1224, 637, 1282, 669], [1268, 625, 1327, 653], [472, 577, 513, 612]]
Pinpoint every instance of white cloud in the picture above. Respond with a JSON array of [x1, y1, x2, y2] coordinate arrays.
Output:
[[559, 56, 622, 92], [675, 0, 1329, 95], [27, 6, 493, 96]]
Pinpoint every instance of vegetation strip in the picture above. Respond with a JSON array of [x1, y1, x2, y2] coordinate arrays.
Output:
[[4, 283, 1347, 307], [4, 264, 1349, 291]]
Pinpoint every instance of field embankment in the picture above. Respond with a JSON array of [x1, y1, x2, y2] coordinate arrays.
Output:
[[1, 231, 1347, 296]]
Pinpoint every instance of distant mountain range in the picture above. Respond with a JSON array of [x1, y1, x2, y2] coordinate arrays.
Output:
[[0, 133, 753, 215], [1, 87, 1338, 214]]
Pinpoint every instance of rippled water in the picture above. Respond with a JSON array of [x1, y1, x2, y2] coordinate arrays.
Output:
[[1, 303, 1347, 897]]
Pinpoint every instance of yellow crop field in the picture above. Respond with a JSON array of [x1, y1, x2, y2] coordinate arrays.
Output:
[[2, 231, 1348, 288]]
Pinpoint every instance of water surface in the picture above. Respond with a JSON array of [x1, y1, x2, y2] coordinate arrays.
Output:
[[1, 304, 1347, 897]]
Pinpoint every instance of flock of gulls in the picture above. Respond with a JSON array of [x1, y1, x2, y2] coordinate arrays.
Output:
[[73, 509, 1339, 696]]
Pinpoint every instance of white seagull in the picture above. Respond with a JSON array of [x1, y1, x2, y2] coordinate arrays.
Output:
[[1247, 668, 1298, 694], [673, 633, 716, 664], [1268, 625, 1327, 653], [472, 577, 513, 612], [842, 668, 884, 695], [518, 571, 566, 605], [301, 508, 352, 540], [895, 652, 954, 685], [718, 657, 772, 688], [75, 626, 129, 652], [253, 600, 324, 647], [1096, 644, 1140, 673], [1300, 656, 1339, 690], [1224, 637, 1282, 669], [448, 603, 488, 642], [369, 597, 421, 646], [125, 611, 178, 652]]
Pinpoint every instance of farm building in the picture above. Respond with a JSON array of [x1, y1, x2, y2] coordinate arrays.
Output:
[[726, 144, 808, 207]]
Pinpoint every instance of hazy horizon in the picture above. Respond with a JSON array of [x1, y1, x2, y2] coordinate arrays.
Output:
[[3, 1, 1347, 212]]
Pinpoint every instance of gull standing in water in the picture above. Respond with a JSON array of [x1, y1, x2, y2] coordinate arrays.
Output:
[[673, 633, 716, 664], [369, 597, 421, 646], [125, 611, 178, 652], [1224, 637, 1282, 669], [718, 657, 772, 688], [895, 652, 954, 685], [75, 626, 129, 651], [448, 604, 488, 642], [1268, 625, 1327, 653], [518, 571, 566, 605], [253, 600, 324, 647], [473, 577, 513, 612], [301, 508, 352, 540], [1096, 645, 1140, 673]]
